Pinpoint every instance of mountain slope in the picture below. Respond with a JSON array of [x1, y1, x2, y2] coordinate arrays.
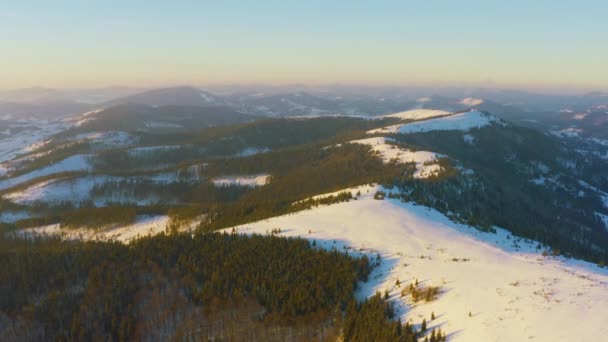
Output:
[[3, 104, 608, 341], [230, 185, 608, 342]]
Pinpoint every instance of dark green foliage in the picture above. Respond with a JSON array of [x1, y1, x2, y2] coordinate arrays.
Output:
[[0, 232, 371, 340], [341, 294, 418, 342]]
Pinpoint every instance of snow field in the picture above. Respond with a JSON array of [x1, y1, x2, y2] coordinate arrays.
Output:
[[369, 110, 500, 135]]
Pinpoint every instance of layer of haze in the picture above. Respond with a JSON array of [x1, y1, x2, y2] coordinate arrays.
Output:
[[1, 0, 607, 92]]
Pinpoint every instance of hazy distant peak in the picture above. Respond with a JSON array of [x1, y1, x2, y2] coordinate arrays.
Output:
[[103, 86, 223, 107]]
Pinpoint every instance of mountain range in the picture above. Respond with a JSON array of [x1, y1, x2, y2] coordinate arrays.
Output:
[[1, 85, 607, 341]]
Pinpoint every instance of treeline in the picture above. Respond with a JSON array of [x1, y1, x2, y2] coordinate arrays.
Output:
[[4, 141, 90, 179], [0, 232, 372, 340]]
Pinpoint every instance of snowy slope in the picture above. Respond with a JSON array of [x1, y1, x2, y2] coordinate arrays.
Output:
[[71, 131, 135, 149], [15, 214, 204, 244], [235, 147, 271, 157], [0, 154, 92, 191], [0, 121, 68, 164], [3, 171, 207, 205], [4, 176, 152, 206], [370, 110, 500, 135], [396, 110, 500, 134], [228, 185, 608, 342], [126, 145, 181, 155], [349, 137, 443, 178], [382, 109, 451, 121]]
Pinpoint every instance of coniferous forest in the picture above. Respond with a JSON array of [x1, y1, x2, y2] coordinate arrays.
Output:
[[1, 231, 430, 341]]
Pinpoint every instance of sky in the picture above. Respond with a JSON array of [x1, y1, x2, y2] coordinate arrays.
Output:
[[1, 0, 607, 92]]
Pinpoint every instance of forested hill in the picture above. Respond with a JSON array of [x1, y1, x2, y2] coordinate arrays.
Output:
[[1, 232, 424, 341]]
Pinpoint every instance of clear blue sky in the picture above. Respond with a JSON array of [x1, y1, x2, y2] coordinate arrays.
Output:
[[1, 0, 607, 91]]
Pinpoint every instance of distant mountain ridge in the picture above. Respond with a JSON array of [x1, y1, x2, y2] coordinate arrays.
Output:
[[103, 86, 224, 108]]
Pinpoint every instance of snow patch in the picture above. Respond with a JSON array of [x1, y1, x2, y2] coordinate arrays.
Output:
[[4, 172, 206, 206], [236, 147, 271, 157], [212, 174, 270, 187], [460, 97, 484, 106], [382, 109, 450, 121], [552, 127, 582, 138], [200, 92, 215, 103], [349, 137, 443, 179], [369, 111, 499, 135], [0, 210, 30, 223]]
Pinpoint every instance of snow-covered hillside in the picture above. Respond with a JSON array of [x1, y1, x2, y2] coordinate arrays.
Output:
[[17, 215, 171, 244], [228, 185, 608, 342], [370, 110, 501, 135], [349, 137, 444, 178], [0, 154, 92, 191], [382, 109, 451, 121], [0, 121, 69, 165]]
